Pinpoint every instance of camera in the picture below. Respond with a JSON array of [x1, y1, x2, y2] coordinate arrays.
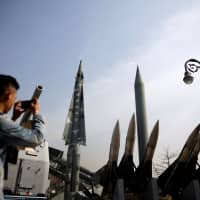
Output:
[[21, 100, 33, 109]]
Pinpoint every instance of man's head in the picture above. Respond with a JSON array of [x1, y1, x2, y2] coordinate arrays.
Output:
[[0, 75, 20, 113]]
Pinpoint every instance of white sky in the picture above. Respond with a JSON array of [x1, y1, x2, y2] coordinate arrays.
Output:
[[82, 3, 200, 170], [1, 1, 200, 171]]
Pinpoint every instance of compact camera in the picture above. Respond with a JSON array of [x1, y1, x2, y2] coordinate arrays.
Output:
[[21, 100, 33, 109]]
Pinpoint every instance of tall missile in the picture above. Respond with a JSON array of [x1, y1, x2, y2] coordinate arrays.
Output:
[[63, 60, 86, 145], [118, 114, 136, 191], [94, 121, 120, 195], [64, 60, 86, 200], [134, 66, 148, 162]]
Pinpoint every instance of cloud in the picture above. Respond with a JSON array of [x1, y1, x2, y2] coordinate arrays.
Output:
[[44, 4, 200, 171], [81, 4, 200, 170]]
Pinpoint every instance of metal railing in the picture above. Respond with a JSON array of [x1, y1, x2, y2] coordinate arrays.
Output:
[[4, 195, 48, 200]]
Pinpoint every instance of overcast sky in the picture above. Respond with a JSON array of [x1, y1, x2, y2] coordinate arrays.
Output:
[[1, 1, 200, 171]]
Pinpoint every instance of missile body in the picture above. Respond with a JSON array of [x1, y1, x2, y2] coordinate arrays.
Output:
[[95, 121, 120, 195], [143, 120, 159, 162], [118, 114, 136, 191], [63, 60, 86, 145], [124, 114, 136, 156], [134, 67, 148, 162], [109, 120, 120, 163], [131, 121, 159, 192], [64, 61, 86, 199], [177, 134, 200, 191], [195, 140, 200, 182], [158, 124, 200, 197]]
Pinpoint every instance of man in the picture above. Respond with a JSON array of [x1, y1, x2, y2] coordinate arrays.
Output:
[[0, 74, 45, 199]]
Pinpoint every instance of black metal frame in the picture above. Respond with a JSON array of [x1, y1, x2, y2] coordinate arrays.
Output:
[[184, 58, 200, 74]]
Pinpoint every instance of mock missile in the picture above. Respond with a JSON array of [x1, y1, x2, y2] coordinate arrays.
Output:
[[134, 66, 148, 162], [158, 124, 200, 197], [124, 114, 136, 156], [131, 120, 159, 192], [118, 114, 136, 191], [109, 120, 120, 163], [94, 121, 120, 195], [64, 61, 86, 199], [143, 120, 159, 162], [178, 134, 200, 190], [191, 134, 200, 158], [63, 60, 86, 145], [194, 135, 200, 181], [178, 125, 200, 162]]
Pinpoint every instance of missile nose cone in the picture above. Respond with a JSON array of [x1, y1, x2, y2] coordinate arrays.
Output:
[[109, 120, 120, 162], [77, 60, 82, 73], [125, 114, 136, 155], [134, 66, 143, 85], [179, 124, 200, 162], [144, 120, 159, 161], [185, 124, 200, 149], [77, 60, 84, 79], [149, 120, 159, 148], [192, 134, 200, 156]]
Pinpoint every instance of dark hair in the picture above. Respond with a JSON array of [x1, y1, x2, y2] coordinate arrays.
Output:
[[0, 75, 20, 96]]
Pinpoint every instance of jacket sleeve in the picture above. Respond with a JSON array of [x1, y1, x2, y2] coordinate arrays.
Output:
[[0, 114, 45, 148]]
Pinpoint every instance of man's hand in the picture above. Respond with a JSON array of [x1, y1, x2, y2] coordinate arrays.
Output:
[[12, 101, 25, 121], [12, 99, 40, 121]]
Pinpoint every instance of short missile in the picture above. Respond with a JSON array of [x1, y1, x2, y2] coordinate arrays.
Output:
[[125, 114, 136, 156], [179, 134, 200, 189], [190, 134, 200, 167], [94, 121, 120, 195], [158, 124, 200, 197], [118, 114, 136, 191], [131, 121, 159, 192], [194, 136, 200, 181], [179, 124, 200, 162], [143, 120, 159, 162], [109, 120, 120, 163]]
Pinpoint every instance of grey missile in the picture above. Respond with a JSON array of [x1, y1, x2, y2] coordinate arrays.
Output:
[[64, 60, 86, 199], [63, 60, 86, 145], [134, 66, 148, 162]]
